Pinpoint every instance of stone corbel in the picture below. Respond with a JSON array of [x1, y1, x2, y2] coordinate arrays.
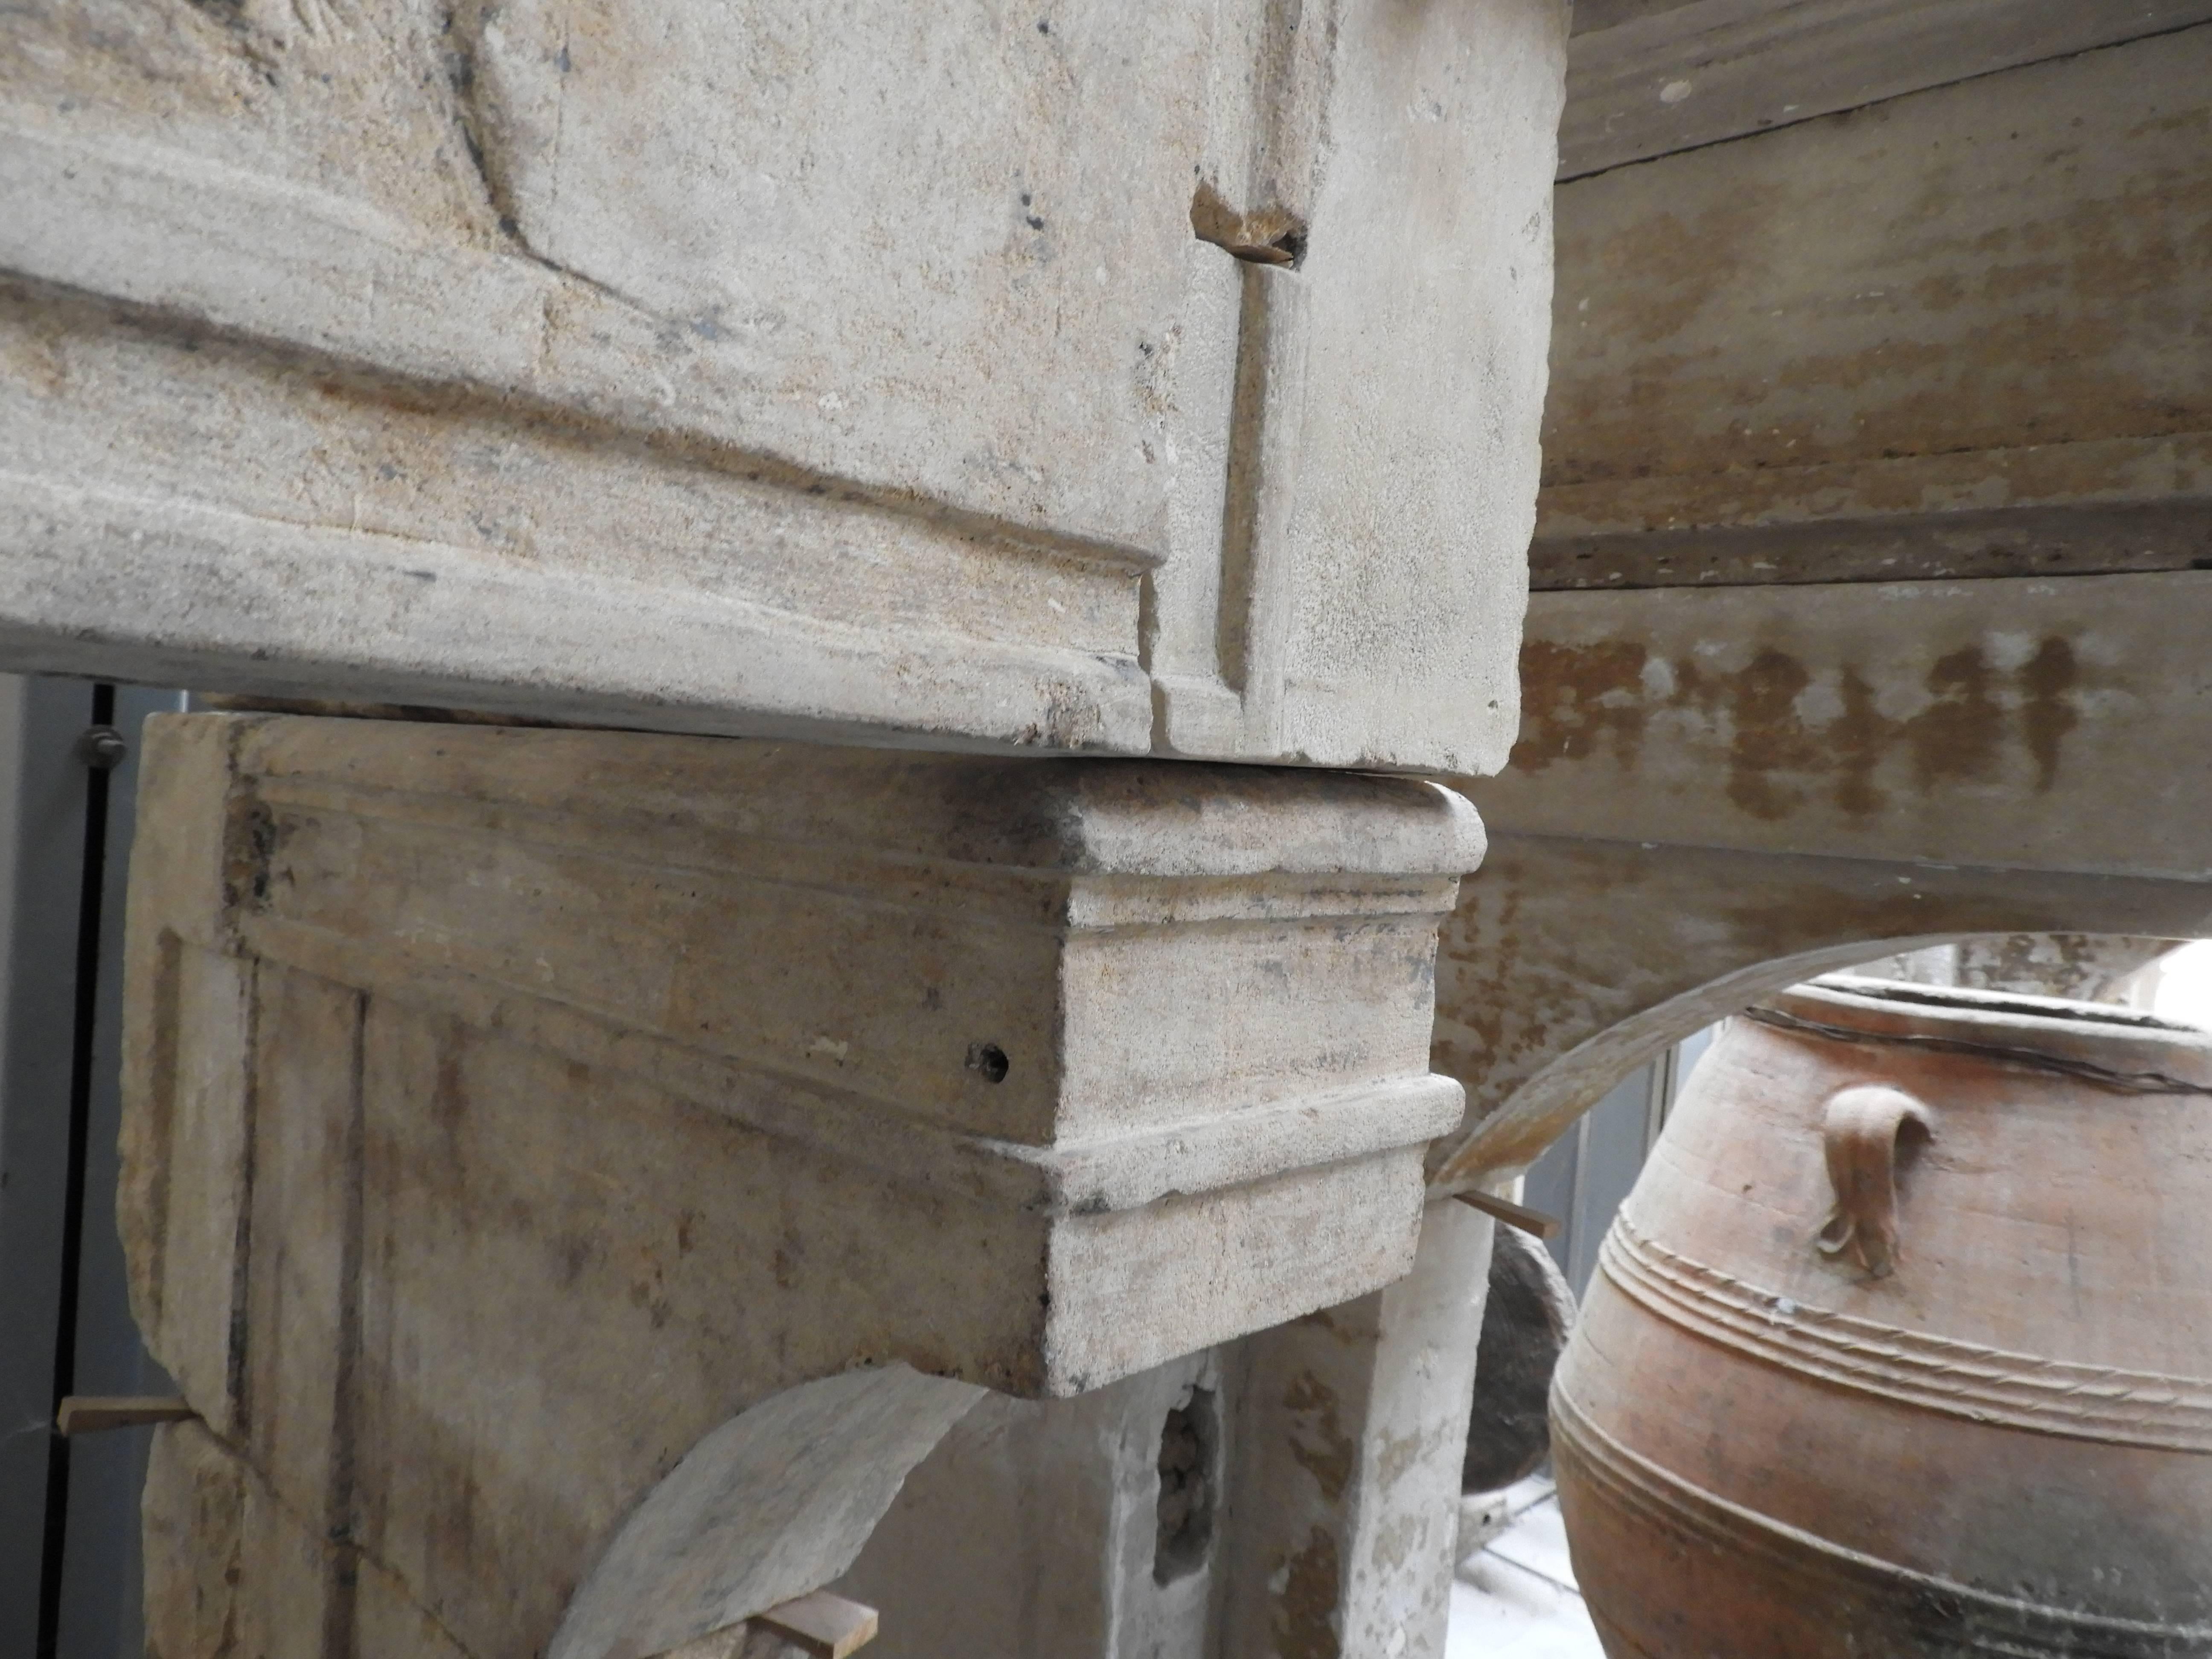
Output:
[[120, 712, 1484, 1656]]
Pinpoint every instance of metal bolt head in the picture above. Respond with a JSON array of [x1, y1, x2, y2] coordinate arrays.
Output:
[[75, 725, 128, 771]]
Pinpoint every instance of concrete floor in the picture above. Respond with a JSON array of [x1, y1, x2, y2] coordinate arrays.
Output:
[[1447, 1477, 1604, 1659]]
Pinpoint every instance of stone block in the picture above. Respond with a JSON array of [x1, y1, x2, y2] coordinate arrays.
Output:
[[142, 1422, 334, 1659], [1539, 24, 2212, 588], [1479, 575, 2212, 879], [117, 939, 253, 1438], [0, 0, 1565, 770], [122, 712, 1480, 1656], [242, 964, 363, 1530]]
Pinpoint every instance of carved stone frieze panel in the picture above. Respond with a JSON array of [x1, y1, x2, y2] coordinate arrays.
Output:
[[0, 0, 1566, 769]]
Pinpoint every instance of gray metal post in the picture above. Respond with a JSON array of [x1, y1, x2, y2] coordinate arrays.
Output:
[[0, 676, 99, 1656], [55, 687, 184, 1659]]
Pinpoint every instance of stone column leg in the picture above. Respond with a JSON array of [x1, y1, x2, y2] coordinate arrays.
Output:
[[821, 1345, 1231, 1657], [119, 713, 1483, 1659], [1215, 1199, 1495, 1659]]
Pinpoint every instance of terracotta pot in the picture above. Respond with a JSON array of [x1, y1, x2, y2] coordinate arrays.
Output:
[[1551, 976, 2212, 1658]]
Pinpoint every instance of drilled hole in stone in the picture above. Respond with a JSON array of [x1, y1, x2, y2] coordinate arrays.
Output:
[[966, 1041, 1010, 1084], [1153, 1386, 1217, 1584]]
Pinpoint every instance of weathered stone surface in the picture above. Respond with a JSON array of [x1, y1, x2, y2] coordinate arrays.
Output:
[[1531, 498, 2212, 593], [1479, 575, 2212, 879], [1216, 1200, 1493, 1659], [552, 1368, 982, 1659], [122, 712, 1481, 1656], [828, 1348, 1226, 1658], [1541, 25, 2212, 583], [0, 0, 1565, 770], [115, 940, 253, 1439], [238, 962, 364, 1627], [142, 1421, 329, 1659], [802, 1208, 1502, 1659], [1558, 0, 2212, 180], [1429, 835, 2212, 1185]]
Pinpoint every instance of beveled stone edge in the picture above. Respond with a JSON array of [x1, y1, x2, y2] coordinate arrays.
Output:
[[236, 915, 1465, 1219], [3, 482, 1156, 759], [223, 713, 1485, 881]]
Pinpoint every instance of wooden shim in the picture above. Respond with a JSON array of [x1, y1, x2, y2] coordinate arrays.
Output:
[[1561, 0, 2212, 179], [1452, 1190, 1564, 1241], [749, 1593, 879, 1659], [58, 1395, 197, 1435]]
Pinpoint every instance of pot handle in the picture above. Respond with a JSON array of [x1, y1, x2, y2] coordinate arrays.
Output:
[[1816, 1085, 1933, 1279]]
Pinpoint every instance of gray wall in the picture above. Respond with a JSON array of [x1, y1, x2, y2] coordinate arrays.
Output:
[[1521, 1027, 1716, 1301], [0, 678, 182, 1659]]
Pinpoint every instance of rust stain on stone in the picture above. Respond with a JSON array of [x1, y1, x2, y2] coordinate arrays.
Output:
[[1280, 1369, 1355, 1505], [1275, 1525, 1343, 1659], [1722, 648, 1815, 821], [1831, 664, 1895, 818], [1508, 639, 1647, 774], [1511, 632, 2088, 819], [1906, 646, 2002, 789], [2020, 635, 2079, 792]]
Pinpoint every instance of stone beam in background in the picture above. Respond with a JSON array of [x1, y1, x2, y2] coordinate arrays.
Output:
[[1480, 576, 2212, 879], [1430, 835, 2212, 1186], [1433, 12, 2212, 1188], [1430, 570, 2212, 1182], [1540, 22, 2212, 591], [119, 712, 1482, 1657], [1853, 935, 2174, 1002], [1558, 0, 2212, 181]]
